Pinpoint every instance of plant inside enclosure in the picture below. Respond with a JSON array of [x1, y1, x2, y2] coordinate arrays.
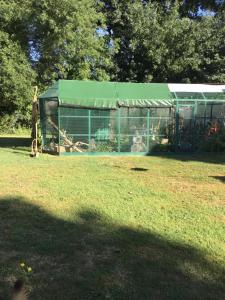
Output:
[[95, 141, 115, 152]]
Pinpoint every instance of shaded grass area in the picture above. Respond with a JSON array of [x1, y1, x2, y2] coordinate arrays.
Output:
[[151, 152, 225, 165], [0, 137, 31, 148], [0, 148, 225, 299], [211, 176, 225, 183]]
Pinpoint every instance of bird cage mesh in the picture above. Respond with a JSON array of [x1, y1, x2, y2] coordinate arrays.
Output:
[[39, 83, 225, 155], [40, 103, 175, 154]]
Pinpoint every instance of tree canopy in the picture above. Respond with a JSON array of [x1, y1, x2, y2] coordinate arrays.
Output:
[[102, 0, 225, 82], [0, 30, 35, 130], [0, 0, 224, 130]]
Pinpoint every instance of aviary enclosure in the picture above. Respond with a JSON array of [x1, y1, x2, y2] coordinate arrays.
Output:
[[39, 80, 225, 155]]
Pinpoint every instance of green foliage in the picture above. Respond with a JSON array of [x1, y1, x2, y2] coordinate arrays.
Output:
[[199, 10, 225, 83], [95, 142, 114, 152], [31, 0, 113, 85], [102, 1, 225, 83], [0, 0, 225, 132], [0, 31, 36, 128], [0, 0, 113, 132], [176, 0, 225, 17], [201, 132, 225, 152]]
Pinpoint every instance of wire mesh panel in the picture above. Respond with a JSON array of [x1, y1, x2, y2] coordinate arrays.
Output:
[[149, 108, 174, 152], [175, 100, 225, 151], [174, 92, 204, 100], [58, 108, 119, 153], [90, 110, 118, 152], [39, 99, 59, 152], [177, 105, 195, 151], [204, 93, 225, 100], [56, 106, 174, 154], [39, 96, 225, 155], [200, 102, 225, 151], [119, 108, 147, 152]]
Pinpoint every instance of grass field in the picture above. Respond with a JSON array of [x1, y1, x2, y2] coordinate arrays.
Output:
[[0, 148, 225, 299]]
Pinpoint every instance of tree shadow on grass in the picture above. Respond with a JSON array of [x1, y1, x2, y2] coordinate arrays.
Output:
[[0, 196, 224, 300], [149, 153, 225, 165], [0, 138, 31, 148], [210, 176, 225, 183]]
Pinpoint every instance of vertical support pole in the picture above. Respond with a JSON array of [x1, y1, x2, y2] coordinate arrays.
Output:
[[175, 104, 179, 152], [147, 109, 150, 153], [88, 110, 91, 146], [193, 100, 197, 150], [194, 100, 197, 119], [118, 108, 121, 153], [201, 92, 207, 127], [174, 92, 179, 152], [204, 101, 207, 127], [31, 86, 38, 141], [58, 105, 61, 156], [31, 86, 38, 157], [39, 100, 45, 149]]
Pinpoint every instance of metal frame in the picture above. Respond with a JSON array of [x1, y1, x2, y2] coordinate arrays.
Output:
[[40, 96, 225, 156], [58, 103, 61, 155], [57, 107, 172, 156]]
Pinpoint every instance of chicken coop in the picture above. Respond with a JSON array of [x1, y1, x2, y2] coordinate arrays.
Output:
[[39, 80, 225, 155]]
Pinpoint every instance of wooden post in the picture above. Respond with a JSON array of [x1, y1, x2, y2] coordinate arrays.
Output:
[[31, 86, 39, 157]]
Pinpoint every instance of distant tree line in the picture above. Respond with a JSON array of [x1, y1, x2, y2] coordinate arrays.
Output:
[[0, 0, 224, 130]]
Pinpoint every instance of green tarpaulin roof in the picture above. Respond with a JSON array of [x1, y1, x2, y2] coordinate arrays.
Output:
[[39, 80, 173, 109]]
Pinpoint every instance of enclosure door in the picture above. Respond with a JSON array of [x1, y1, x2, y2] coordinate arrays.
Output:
[[177, 105, 195, 151]]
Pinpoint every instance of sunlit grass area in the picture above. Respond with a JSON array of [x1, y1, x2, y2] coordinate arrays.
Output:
[[0, 148, 225, 299]]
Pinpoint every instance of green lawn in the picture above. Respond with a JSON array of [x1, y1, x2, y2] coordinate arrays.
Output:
[[0, 148, 225, 299]]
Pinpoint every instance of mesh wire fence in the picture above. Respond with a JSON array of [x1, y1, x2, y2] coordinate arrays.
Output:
[[39, 98, 225, 154], [58, 107, 174, 153], [175, 95, 225, 151], [40, 104, 174, 153], [39, 99, 59, 152]]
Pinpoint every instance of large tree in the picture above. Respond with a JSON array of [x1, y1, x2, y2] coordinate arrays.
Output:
[[0, 0, 113, 130], [29, 0, 113, 86], [198, 9, 225, 82], [0, 31, 36, 130], [0, 0, 224, 131], [101, 0, 225, 83], [1, 0, 112, 85]]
